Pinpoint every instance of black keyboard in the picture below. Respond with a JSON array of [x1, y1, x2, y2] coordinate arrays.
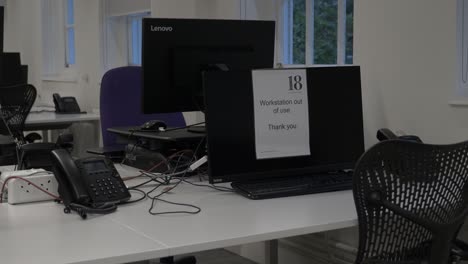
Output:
[[231, 172, 353, 200]]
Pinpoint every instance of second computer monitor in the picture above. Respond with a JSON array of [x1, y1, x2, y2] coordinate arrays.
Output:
[[142, 18, 275, 114]]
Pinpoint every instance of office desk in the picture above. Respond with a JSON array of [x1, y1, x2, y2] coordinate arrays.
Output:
[[25, 112, 100, 131], [24, 112, 101, 147], [108, 126, 205, 142], [0, 202, 166, 264], [110, 181, 357, 258], [0, 164, 358, 264]]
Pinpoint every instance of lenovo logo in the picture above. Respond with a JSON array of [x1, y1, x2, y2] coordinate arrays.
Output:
[[150, 25, 173, 32]]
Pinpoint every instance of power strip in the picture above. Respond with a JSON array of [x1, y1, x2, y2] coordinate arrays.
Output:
[[0, 169, 59, 204]]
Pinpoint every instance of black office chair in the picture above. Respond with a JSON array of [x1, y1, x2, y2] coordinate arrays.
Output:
[[353, 139, 468, 264], [0, 84, 73, 169], [0, 84, 36, 140], [0, 84, 37, 165]]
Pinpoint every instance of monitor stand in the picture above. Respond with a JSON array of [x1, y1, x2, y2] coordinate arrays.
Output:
[[187, 125, 206, 134]]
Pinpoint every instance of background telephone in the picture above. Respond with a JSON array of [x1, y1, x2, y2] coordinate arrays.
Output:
[[53, 93, 85, 114], [51, 149, 131, 219]]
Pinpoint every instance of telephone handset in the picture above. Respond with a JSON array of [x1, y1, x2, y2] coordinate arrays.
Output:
[[51, 149, 131, 219], [53, 93, 85, 114]]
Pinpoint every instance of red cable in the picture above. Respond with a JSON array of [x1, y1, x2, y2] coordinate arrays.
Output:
[[0, 176, 62, 203]]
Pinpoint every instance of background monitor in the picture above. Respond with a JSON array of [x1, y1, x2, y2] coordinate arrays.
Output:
[[203, 66, 365, 183], [142, 18, 275, 114], [0, 53, 28, 87]]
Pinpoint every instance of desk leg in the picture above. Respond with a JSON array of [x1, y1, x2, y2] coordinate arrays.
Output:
[[265, 240, 278, 264], [94, 120, 102, 147], [41, 130, 50, 142]]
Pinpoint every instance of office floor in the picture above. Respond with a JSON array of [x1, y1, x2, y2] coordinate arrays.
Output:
[[129, 249, 257, 264]]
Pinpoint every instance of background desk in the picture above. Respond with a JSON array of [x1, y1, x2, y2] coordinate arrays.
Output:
[[25, 112, 100, 131], [0, 164, 357, 264], [25, 112, 101, 156], [108, 126, 205, 142], [108, 126, 205, 154]]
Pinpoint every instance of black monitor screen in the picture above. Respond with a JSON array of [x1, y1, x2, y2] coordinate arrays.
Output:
[[142, 18, 275, 114], [203, 66, 365, 183]]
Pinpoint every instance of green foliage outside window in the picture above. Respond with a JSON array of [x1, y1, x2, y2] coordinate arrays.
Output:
[[292, 0, 306, 64], [291, 0, 353, 65]]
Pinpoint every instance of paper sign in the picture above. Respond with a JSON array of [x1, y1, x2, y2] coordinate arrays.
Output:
[[252, 69, 310, 160]]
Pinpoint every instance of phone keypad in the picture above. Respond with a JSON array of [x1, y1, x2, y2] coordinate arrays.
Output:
[[75, 157, 131, 204], [90, 174, 129, 202]]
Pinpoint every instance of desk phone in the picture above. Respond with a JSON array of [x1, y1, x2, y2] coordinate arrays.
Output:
[[51, 149, 130, 219]]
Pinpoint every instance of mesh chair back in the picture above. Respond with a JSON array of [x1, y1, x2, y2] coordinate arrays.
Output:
[[0, 84, 36, 141], [353, 140, 468, 264]]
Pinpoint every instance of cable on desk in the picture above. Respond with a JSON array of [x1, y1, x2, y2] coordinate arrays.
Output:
[[121, 137, 208, 216], [168, 153, 192, 172], [180, 179, 234, 192], [118, 189, 147, 205], [127, 173, 173, 190], [142, 137, 206, 215], [151, 137, 206, 197], [139, 171, 233, 193], [148, 197, 201, 215], [121, 149, 194, 181], [120, 130, 139, 165]]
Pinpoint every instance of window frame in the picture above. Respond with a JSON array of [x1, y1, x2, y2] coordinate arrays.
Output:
[[457, 0, 468, 97], [127, 12, 150, 66], [64, 0, 76, 68], [41, 0, 77, 81], [278, 0, 351, 66]]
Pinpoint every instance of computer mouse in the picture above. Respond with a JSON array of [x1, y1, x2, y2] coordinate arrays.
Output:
[[140, 120, 167, 131]]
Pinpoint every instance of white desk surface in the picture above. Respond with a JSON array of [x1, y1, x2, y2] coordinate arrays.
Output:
[[111, 180, 357, 257], [26, 112, 100, 125], [0, 164, 358, 264], [0, 202, 166, 264]]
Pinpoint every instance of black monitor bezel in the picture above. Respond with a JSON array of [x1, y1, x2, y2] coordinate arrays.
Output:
[[203, 67, 365, 184], [141, 18, 276, 114]]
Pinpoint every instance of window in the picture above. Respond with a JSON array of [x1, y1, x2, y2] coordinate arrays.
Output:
[[64, 0, 76, 67], [279, 0, 353, 65], [101, 0, 151, 71], [41, 0, 76, 77], [102, 10, 149, 72], [458, 0, 468, 96], [127, 13, 149, 66]]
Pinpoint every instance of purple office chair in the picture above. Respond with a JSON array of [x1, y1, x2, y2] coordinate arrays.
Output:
[[101, 66, 194, 264], [99, 66, 186, 148]]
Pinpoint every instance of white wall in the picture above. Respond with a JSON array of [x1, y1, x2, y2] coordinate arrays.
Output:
[[318, 1, 463, 262], [74, 0, 102, 112], [42, 0, 102, 113], [4, 0, 43, 98], [245, 0, 277, 20], [151, 0, 197, 18], [355, 0, 462, 146], [195, 0, 241, 19]]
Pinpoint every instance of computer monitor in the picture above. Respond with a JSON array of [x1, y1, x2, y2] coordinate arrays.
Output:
[[0, 53, 28, 87], [141, 18, 275, 114], [203, 66, 365, 183]]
